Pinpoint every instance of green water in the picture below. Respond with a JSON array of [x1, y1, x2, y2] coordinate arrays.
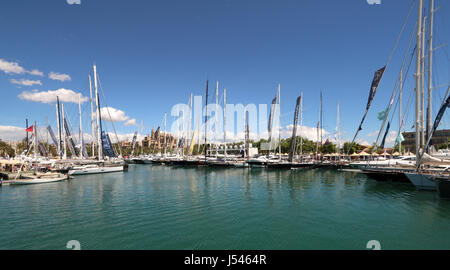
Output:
[[1, 165, 450, 250]]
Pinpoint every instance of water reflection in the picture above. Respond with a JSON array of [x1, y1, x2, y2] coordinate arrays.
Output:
[[2, 164, 450, 250]]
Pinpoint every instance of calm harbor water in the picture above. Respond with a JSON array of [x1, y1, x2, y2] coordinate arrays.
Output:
[[1, 164, 450, 250]]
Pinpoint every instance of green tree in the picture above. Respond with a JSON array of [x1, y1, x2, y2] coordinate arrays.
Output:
[[0, 140, 15, 157]]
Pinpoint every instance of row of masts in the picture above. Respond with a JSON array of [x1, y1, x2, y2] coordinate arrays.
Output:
[[51, 64, 108, 161], [415, 0, 435, 162]]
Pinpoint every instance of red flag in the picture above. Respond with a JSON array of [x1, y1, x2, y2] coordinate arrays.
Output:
[[26, 126, 33, 132]]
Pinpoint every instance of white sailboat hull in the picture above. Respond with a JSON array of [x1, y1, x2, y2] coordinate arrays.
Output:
[[9, 176, 67, 185], [69, 166, 124, 175]]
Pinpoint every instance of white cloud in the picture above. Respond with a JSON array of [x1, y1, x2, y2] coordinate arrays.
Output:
[[367, 131, 379, 137], [49, 72, 71, 82], [367, 0, 381, 5], [0, 59, 44, 76], [67, 0, 81, 5], [124, 118, 138, 126], [0, 126, 26, 142], [18, 88, 88, 104], [107, 132, 146, 144], [28, 69, 44, 77], [10, 79, 42, 86], [99, 107, 130, 122], [0, 59, 27, 74], [384, 131, 398, 146], [284, 124, 330, 142]]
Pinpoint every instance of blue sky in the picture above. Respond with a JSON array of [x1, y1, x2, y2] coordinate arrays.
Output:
[[0, 0, 449, 145]]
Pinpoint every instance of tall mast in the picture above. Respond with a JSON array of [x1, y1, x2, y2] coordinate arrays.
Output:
[[415, 0, 423, 161], [420, 16, 427, 148], [320, 91, 323, 146], [336, 101, 340, 158], [78, 94, 83, 159], [189, 93, 193, 154], [26, 119, 29, 152], [245, 110, 250, 160], [426, 0, 434, 150], [223, 88, 227, 157], [204, 80, 209, 161], [215, 81, 219, 157], [56, 97, 62, 159], [62, 103, 67, 159], [46, 116, 49, 154], [243, 110, 247, 159], [399, 68, 403, 154], [197, 113, 201, 154], [140, 121, 144, 155], [34, 121, 37, 159], [316, 93, 321, 159], [94, 64, 103, 160], [300, 92, 303, 158], [34, 121, 37, 172], [164, 112, 167, 156], [89, 75, 96, 158], [278, 83, 281, 160]]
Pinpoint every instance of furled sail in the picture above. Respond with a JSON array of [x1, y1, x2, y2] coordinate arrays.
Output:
[[289, 95, 301, 162], [130, 131, 138, 157], [64, 119, 78, 156]]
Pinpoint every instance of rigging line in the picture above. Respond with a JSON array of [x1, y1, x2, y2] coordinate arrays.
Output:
[[348, 0, 416, 154], [391, 39, 417, 129], [96, 72, 123, 157], [371, 23, 417, 154], [384, 0, 417, 72]]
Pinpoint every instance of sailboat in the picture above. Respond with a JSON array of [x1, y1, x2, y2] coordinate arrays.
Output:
[[403, 0, 450, 193], [10, 122, 69, 185], [68, 64, 124, 176]]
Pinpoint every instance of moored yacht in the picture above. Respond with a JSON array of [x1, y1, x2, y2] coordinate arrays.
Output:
[[68, 164, 124, 175]]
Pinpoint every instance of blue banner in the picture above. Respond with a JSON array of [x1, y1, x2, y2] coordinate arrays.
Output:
[[39, 142, 47, 157], [102, 131, 116, 158], [47, 125, 58, 147]]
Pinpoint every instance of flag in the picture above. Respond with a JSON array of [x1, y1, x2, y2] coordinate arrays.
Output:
[[377, 108, 389, 121], [366, 66, 386, 111], [349, 66, 387, 147], [380, 122, 390, 149], [324, 138, 330, 146], [26, 126, 33, 132], [395, 132, 405, 144], [101, 131, 116, 157]]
